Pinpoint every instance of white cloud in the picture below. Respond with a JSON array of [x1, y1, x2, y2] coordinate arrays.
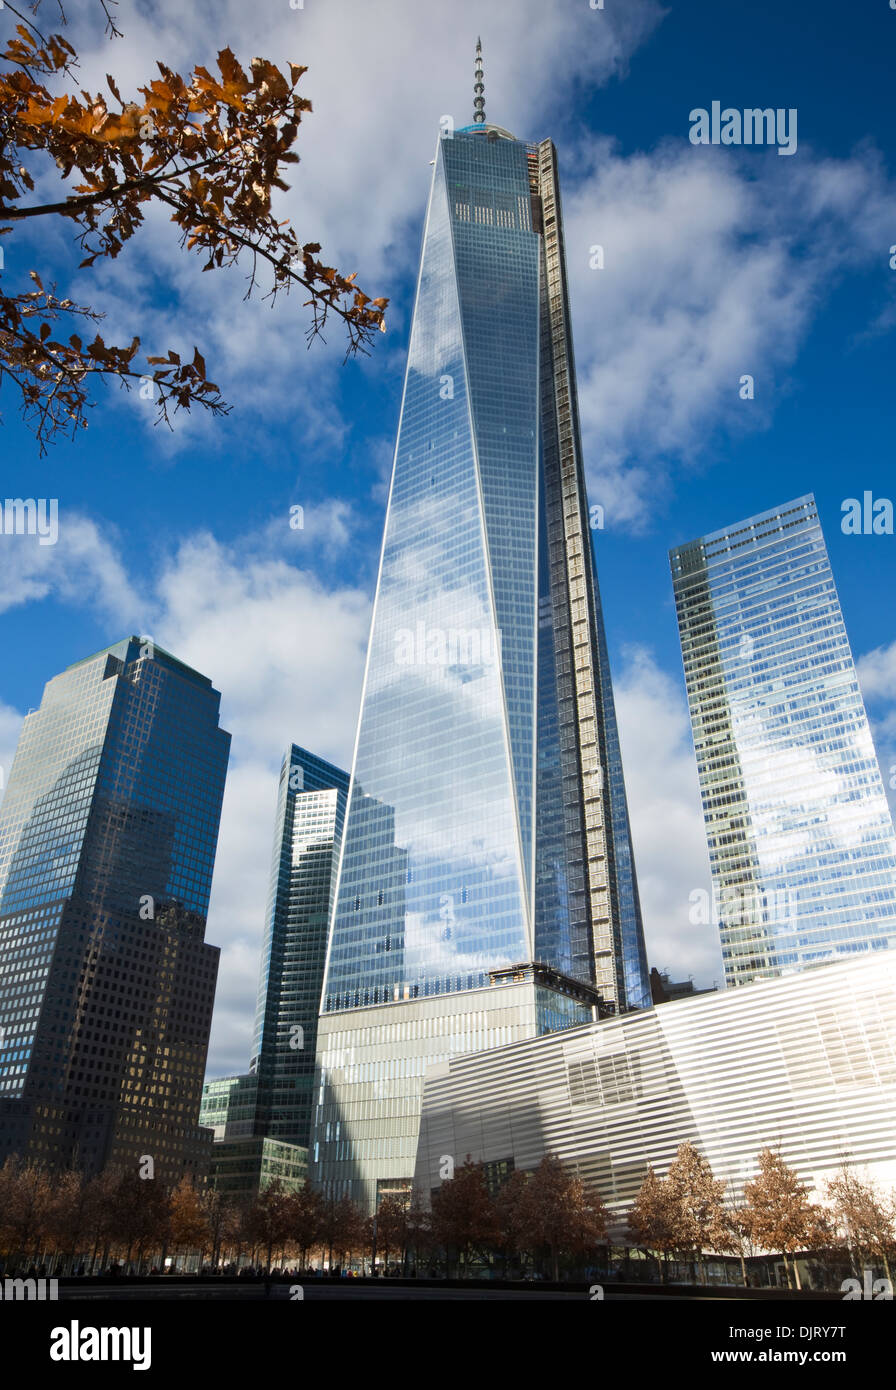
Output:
[[564, 141, 896, 529], [151, 530, 369, 761], [0, 513, 144, 623], [857, 641, 896, 703], [8, 0, 896, 1047], [614, 645, 723, 989]]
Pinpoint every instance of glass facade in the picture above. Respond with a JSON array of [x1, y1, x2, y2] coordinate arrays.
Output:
[[322, 127, 647, 1018], [671, 495, 896, 987], [200, 746, 347, 1194], [313, 120, 648, 1210], [0, 637, 230, 1180], [200, 1073, 259, 1140], [251, 747, 349, 1146], [208, 1136, 307, 1199], [323, 133, 537, 1010]]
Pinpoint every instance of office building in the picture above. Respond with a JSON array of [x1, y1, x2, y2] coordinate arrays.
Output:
[[0, 637, 230, 1182], [313, 47, 648, 1211], [200, 746, 348, 1196], [670, 495, 896, 987], [250, 747, 350, 1146]]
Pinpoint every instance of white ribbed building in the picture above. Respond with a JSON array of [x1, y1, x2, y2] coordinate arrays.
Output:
[[414, 954, 896, 1229]]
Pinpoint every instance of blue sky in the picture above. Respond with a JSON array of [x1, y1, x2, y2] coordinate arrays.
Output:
[[2, 0, 895, 1073]]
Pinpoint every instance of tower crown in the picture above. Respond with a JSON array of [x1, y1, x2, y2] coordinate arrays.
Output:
[[473, 36, 485, 123]]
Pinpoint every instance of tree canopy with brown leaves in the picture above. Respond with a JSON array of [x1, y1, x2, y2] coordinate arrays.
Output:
[[511, 1154, 609, 1282], [665, 1140, 729, 1279], [826, 1168, 895, 1282], [0, 7, 387, 452], [743, 1148, 824, 1290]]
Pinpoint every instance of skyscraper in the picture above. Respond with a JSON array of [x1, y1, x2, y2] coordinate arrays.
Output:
[[0, 637, 230, 1182], [670, 494, 896, 988], [313, 49, 649, 1209], [250, 746, 349, 1146], [200, 745, 348, 1196]]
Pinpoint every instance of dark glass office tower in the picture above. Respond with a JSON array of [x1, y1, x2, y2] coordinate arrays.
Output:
[[200, 746, 348, 1196], [251, 746, 350, 1146], [0, 637, 230, 1182], [313, 53, 649, 1209], [671, 495, 896, 987]]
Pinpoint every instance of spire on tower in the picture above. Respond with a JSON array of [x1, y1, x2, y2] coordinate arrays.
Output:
[[473, 37, 485, 124]]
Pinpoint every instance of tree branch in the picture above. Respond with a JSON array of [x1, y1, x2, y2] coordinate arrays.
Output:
[[0, 154, 223, 220]]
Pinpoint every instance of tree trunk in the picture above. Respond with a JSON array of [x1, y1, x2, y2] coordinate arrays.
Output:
[[781, 1252, 792, 1289]]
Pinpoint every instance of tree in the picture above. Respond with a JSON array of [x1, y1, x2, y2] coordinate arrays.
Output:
[[719, 1199, 759, 1288], [106, 1167, 169, 1273], [743, 1149, 822, 1290], [0, 10, 387, 451], [372, 1195, 407, 1275], [201, 1188, 236, 1272], [826, 1169, 896, 1283], [665, 1141, 729, 1284], [168, 1177, 210, 1272], [0, 1157, 52, 1269], [285, 1185, 323, 1271], [404, 1187, 433, 1276], [494, 1168, 530, 1277], [245, 1181, 292, 1274], [81, 1167, 120, 1274], [45, 1169, 92, 1275], [430, 1158, 498, 1279], [512, 1154, 608, 1282], [328, 1194, 365, 1273], [626, 1166, 679, 1281]]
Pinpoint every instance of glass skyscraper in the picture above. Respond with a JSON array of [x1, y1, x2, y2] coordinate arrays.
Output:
[[670, 494, 896, 988], [313, 59, 649, 1209], [250, 746, 349, 1146], [200, 746, 348, 1194], [0, 637, 230, 1181]]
